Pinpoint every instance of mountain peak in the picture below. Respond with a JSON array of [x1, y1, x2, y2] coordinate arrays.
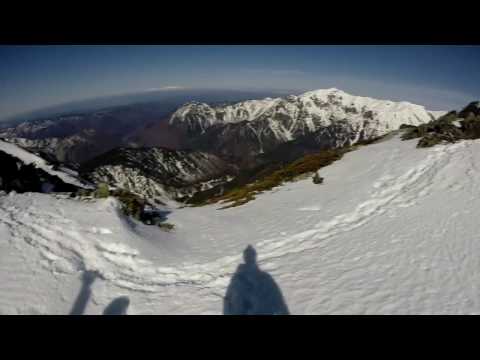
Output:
[[169, 89, 445, 162], [302, 87, 344, 96]]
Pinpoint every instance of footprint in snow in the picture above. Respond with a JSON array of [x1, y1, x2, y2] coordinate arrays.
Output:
[[298, 206, 322, 211], [90, 227, 113, 235]]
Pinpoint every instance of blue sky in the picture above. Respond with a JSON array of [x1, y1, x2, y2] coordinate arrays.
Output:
[[0, 45, 479, 119]]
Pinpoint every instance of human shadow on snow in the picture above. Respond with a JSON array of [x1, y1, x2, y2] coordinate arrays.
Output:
[[70, 270, 129, 315], [223, 245, 290, 315], [103, 296, 130, 315], [69, 270, 97, 315]]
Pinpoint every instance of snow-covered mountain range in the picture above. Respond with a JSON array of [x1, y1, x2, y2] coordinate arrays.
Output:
[[0, 88, 451, 204], [1, 89, 446, 168], [169, 88, 445, 162], [171, 88, 444, 135]]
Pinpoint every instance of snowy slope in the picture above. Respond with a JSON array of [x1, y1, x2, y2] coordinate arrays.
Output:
[[2, 134, 480, 314], [0, 139, 92, 189]]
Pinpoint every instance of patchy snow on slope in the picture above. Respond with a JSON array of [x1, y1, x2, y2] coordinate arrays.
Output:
[[89, 165, 172, 204], [85, 147, 233, 203], [1, 134, 480, 314]]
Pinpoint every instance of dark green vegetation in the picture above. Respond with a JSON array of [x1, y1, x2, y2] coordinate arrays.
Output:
[[312, 172, 324, 184], [158, 222, 175, 231], [74, 185, 173, 230], [111, 188, 146, 220], [213, 149, 347, 208], [401, 102, 480, 148], [73, 186, 146, 220], [94, 183, 110, 198], [110, 189, 174, 231], [188, 136, 385, 209]]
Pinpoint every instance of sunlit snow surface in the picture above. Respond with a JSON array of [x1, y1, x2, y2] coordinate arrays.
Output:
[[1, 135, 480, 314]]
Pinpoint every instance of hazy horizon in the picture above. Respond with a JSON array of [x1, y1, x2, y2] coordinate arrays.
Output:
[[1, 45, 479, 121]]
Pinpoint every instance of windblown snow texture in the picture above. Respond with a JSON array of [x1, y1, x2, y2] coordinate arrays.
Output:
[[2, 134, 480, 314]]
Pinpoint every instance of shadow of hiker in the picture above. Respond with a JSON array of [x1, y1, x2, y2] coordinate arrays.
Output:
[[223, 245, 290, 315], [69, 270, 98, 315], [103, 296, 130, 315]]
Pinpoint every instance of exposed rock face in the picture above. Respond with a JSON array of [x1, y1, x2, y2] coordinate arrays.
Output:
[[401, 101, 480, 148], [458, 101, 480, 118]]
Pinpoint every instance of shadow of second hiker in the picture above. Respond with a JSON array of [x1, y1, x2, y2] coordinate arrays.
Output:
[[223, 245, 290, 315], [103, 296, 130, 315]]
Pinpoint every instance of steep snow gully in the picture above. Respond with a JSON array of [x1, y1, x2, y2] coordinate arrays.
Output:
[[2, 134, 480, 314]]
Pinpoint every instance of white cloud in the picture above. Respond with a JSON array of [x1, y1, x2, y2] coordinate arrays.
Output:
[[144, 86, 187, 92]]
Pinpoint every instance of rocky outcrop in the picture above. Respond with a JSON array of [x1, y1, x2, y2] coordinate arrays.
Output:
[[401, 101, 480, 148]]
